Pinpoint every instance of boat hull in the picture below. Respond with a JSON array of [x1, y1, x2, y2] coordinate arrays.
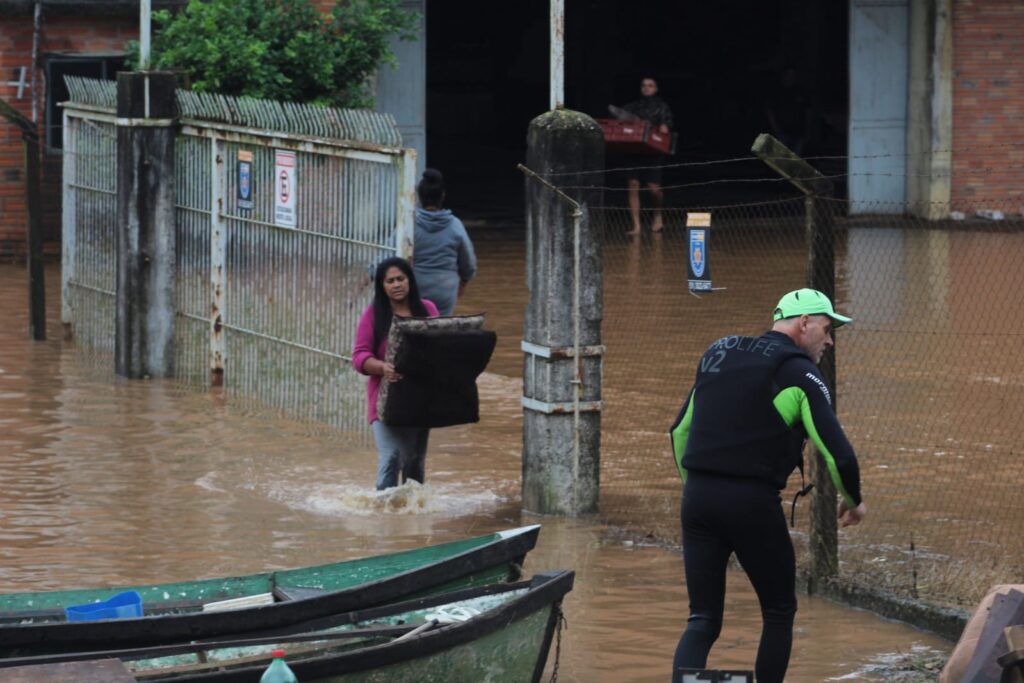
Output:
[[0, 526, 540, 657]]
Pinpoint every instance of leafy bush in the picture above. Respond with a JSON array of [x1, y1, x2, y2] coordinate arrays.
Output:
[[127, 0, 418, 108]]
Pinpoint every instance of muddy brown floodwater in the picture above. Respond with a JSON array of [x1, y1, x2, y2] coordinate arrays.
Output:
[[0, 244, 951, 681]]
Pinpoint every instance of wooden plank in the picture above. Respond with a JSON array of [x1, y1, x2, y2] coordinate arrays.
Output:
[[750, 133, 833, 197], [201, 592, 275, 612], [1006, 625, 1024, 652], [2, 659, 135, 682]]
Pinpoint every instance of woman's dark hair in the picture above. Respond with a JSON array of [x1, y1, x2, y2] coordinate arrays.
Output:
[[372, 256, 429, 349], [416, 168, 445, 208]]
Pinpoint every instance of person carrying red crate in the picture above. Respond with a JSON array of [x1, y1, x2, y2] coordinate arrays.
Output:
[[618, 77, 674, 234]]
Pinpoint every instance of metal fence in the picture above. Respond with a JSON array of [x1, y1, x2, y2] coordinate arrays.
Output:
[[61, 77, 414, 439], [591, 197, 1024, 610]]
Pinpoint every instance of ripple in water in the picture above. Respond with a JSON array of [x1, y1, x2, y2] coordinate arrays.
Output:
[[272, 480, 504, 517]]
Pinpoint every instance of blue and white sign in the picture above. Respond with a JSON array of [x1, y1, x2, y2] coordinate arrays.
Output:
[[689, 229, 706, 277], [686, 213, 712, 292], [237, 150, 253, 211]]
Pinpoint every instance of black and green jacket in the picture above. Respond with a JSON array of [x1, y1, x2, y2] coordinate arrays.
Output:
[[670, 331, 862, 507]]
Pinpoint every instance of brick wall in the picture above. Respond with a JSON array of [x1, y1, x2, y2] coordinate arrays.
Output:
[[952, 0, 1024, 208], [0, 16, 35, 259], [0, 14, 135, 259]]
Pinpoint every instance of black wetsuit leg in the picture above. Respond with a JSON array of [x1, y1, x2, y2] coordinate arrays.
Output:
[[672, 472, 797, 683]]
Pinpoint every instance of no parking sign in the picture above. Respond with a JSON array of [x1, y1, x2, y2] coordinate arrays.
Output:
[[274, 150, 297, 228]]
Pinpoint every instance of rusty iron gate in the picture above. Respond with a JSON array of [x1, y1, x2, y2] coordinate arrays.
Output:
[[61, 77, 415, 439]]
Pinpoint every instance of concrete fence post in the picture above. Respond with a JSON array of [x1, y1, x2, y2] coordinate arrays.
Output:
[[521, 109, 604, 516], [115, 71, 177, 379]]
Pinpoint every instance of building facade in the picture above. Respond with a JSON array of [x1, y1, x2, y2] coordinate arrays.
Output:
[[1, 0, 1021, 256]]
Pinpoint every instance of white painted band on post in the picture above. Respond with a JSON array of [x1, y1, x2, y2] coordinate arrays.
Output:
[[521, 396, 602, 414], [521, 340, 605, 358]]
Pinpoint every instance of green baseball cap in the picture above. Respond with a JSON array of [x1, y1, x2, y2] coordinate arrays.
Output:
[[772, 288, 852, 327]]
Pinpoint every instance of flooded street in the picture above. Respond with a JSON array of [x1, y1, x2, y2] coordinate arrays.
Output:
[[0, 249, 953, 681]]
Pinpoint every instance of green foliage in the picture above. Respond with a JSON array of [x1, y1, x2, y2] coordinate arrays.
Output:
[[126, 0, 418, 108]]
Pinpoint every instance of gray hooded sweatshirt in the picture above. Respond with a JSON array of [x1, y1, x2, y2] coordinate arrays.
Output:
[[413, 207, 477, 316]]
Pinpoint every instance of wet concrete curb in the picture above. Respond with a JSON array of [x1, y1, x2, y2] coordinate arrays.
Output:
[[800, 575, 969, 642]]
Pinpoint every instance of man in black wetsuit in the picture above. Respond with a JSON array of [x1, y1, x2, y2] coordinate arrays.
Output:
[[669, 288, 867, 683]]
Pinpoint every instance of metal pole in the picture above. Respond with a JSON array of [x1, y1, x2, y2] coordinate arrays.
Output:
[[396, 148, 417, 259], [571, 207, 582, 511], [25, 134, 45, 341], [210, 138, 226, 386], [549, 0, 564, 110], [140, 0, 152, 71], [61, 110, 76, 341], [30, 1, 41, 123]]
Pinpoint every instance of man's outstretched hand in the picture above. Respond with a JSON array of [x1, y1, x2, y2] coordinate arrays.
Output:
[[838, 501, 867, 528]]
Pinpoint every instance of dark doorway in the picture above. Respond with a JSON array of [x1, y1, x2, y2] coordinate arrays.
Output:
[[425, 0, 548, 222], [425, 0, 848, 221]]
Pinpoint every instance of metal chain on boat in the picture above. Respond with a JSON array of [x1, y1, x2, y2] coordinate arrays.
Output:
[[547, 607, 568, 683]]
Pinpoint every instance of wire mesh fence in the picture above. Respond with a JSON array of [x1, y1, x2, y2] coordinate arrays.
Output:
[[592, 196, 1024, 609]]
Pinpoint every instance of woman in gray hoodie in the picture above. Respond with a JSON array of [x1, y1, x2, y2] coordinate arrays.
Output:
[[412, 169, 477, 316]]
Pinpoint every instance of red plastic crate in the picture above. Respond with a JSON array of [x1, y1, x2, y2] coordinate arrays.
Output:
[[596, 118, 675, 156]]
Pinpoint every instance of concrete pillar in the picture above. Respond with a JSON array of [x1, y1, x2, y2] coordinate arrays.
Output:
[[522, 110, 603, 516], [115, 72, 177, 379], [907, 0, 953, 218]]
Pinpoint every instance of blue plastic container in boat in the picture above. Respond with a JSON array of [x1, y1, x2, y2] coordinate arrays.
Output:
[[64, 590, 143, 622]]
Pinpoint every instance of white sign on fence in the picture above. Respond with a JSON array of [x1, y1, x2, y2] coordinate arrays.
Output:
[[274, 150, 297, 228]]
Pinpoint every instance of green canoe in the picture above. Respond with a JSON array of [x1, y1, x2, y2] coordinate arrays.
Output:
[[2, 570, 575, 683], [0, 525, 539, 657]]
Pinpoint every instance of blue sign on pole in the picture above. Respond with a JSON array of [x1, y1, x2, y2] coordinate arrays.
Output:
[[237, 150, 254, 211], [686, 213, 712, 292]]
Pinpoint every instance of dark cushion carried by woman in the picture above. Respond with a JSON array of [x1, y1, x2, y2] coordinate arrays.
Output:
[[377, 315, 496, 428]]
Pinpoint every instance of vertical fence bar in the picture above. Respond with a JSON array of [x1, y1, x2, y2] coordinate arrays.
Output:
[[61, 112, 77, 341], [25, 134, 45, 340], [210, 136, 226, 386], [396, 148, 417, 259]]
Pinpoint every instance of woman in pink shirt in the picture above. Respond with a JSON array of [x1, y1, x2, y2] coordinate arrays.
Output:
[[352, 257, 439, 489]]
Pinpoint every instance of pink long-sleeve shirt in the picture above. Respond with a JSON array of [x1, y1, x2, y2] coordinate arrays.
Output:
[[352, 300, 439, 423]]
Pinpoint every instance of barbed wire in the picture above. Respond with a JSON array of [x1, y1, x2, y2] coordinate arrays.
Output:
[[558, 169, 1024, 193], [548, 160, 1024, 181], [558, 174, 845, 192], [592, 197, 807, 212], [541, 141, 1024, 178], [610, 201, 1024, 212]]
